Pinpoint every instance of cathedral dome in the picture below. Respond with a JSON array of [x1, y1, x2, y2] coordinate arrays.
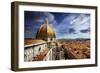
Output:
[[36, 19, 56, 39]]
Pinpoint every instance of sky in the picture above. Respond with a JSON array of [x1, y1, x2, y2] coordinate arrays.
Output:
[[24, 11, 90, 39]]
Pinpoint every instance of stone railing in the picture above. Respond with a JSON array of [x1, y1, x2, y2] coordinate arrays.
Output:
[[43, 48, 53, 61]]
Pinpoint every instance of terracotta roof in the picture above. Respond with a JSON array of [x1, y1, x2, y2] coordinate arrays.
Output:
[[24, 39, 46, 47]]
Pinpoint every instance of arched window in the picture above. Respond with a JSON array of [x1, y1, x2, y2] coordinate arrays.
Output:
[[51, 38, 52, 41], [39, 47, 41, 51]]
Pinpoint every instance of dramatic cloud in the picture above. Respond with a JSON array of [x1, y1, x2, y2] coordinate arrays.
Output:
[[80, 28, 90, 33], [68, 28, 76, 33], [44, 12, 55, 23], [24, 11, 90, 39], [55, 13, 90, 39]]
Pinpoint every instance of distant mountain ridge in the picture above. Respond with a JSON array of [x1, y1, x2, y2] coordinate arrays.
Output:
[[57, 38, 90, 41]]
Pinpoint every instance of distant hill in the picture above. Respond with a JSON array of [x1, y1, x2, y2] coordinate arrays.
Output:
[[56, 38, 90, 41]]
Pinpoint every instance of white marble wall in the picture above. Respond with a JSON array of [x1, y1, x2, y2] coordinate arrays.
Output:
[[24, 47, 33, 61], [47, 38, 55, 42], [24, 43, 47, 62]]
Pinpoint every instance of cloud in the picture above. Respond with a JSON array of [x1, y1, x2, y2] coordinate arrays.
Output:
[[44, 12, 55, 23], [70, 14, 90, 31], [70, 14, 88, 25], [80, 28, 90, 33], [25, 12, 58, 38], [55, 13, 90, 39], [24, 11, 90, 39], [57, 31, 90, 39], [43, 12, 58, 32], [68, 28, 76, 33]]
